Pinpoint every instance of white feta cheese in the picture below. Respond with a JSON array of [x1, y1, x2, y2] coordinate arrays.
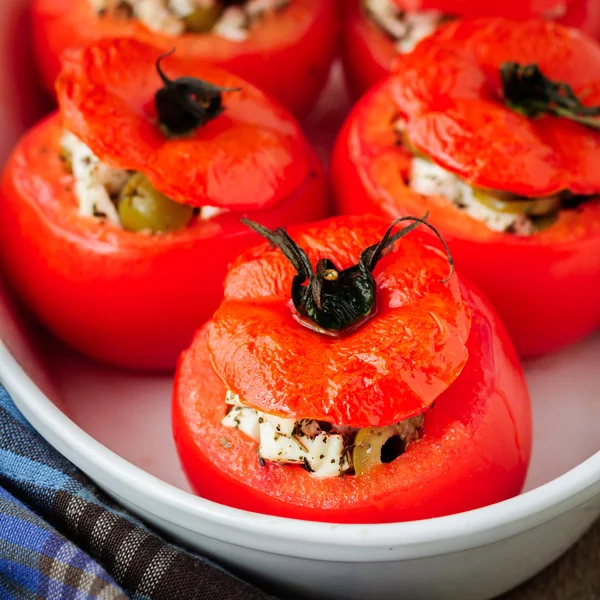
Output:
[[222, 406, 261, 442], [306, 434, 349, 478], [258, 420, 350, 478], [395, 11, 441, 53], [213, 6, 248, 41], [225, 390, 243, 406], [134, 0, 186, 35], [221, 393, 352, 478], [258, 421, 307, 463], [365, 0, 442, 53], [201, 205, 227, 220], [263, 413, 296, 437], [61, 131, 129, 226], [409, 157, 525, 233]]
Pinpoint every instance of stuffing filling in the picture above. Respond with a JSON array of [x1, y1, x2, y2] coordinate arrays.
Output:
[[364, 0, 446, 53], [91, 0, 290, 39], [396, 123, 580, 235], [364, 0, 570, 55], [222, 390, 424, 478], [409, 157, 539, 235], [61, 131, 224, 231]]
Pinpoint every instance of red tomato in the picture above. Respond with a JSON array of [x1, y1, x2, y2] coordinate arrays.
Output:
[[342, 0, 600, 98], [31, 0, 338, 118], [332, 20, 600, 358], [0, 41, 328, 371], [173, 215, 531, 523]]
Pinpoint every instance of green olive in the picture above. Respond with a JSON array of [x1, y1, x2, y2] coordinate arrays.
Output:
[[183, 6, 223, 33], [118, 173, 194, 233], [472, 188, 562, 216], [353, 417, 426, 476], [353, 426, 406, 476]]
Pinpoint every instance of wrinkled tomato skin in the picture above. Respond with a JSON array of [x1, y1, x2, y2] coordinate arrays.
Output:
[[0, 114, 328, 371], [31, 0, 338, 118], [173, 285, 531, 523], [331, 81, 600, 358], [341, 0, 600, 99]]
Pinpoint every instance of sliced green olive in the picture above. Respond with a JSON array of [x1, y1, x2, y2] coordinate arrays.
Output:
[[472, 188, 562, 216], [118, 173, 194, 233], [353, 425, 408, 476], [183, 6, 223, 33]]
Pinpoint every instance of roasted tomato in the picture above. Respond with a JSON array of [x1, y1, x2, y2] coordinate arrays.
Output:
[[332, 19, 600, 358], [341, 0, 600, 98], [173, 215, 532, 523], [31, 0, 338, 118], [0, 39, 327, 371]]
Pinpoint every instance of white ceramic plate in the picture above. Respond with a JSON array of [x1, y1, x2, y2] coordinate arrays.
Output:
[[1, 2, 600, 598]]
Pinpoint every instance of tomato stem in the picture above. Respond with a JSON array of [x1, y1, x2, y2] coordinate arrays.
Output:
[[154, 49, 240, 136], [241, 215, 454, 334], [501, 62, 600, 130]]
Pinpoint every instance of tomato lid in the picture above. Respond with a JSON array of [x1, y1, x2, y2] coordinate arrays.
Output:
[[391, 0, 567, 19], [207, 215, 471, 428], [56, 38, 310, 209], [391, 18, 600, 197]]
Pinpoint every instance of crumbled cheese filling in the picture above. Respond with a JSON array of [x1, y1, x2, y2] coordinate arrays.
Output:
[[61, 131, 129, 225], [222, 391, 352, 477], [61, 131, 225, 227], [92, 0, 290, 40], [222, 390, 425, 478], [409, 157, 533, 234], [364, 0, 443, 53]]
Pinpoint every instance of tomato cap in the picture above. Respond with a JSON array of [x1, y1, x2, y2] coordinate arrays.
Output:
[[57, 38, 311, 209], [391, 18, 600, 197], [208, 215, 471, 428]]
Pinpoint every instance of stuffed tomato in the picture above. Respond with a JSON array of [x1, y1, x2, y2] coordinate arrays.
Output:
[[31, 0, 337, 118], [0, 38, 327, 371], [333, 19, 600, 358], [173, 215, 532, 523], [342, 0, 600, 97]]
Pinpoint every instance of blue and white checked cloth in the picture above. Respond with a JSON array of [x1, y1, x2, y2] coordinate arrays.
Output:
[[0, 385, 271, 600]]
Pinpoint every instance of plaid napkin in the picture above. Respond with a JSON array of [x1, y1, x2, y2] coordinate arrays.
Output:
[[0, 385, 272, 600]]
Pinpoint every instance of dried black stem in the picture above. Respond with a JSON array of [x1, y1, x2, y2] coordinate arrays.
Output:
[[501, 62, 600, 130], [241, 216, 454, 334], [154, 49, 240, 136]]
